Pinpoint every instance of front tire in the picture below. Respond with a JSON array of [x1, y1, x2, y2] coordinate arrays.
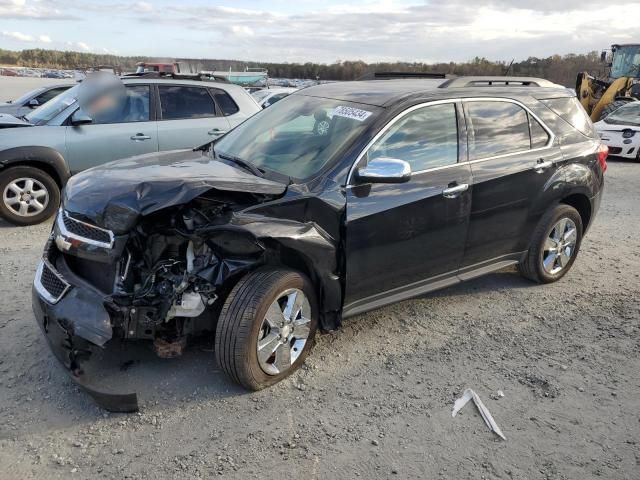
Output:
[[215, 267, 318, 390], [519, 204, 583, 284], [0, 166, 60, 226]]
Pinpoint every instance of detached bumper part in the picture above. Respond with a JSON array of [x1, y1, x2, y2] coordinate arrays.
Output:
[[32, 269, 139, 412]]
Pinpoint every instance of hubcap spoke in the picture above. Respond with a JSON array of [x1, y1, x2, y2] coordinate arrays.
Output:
[[553, 219, 567, 242], [18, 202, 29, 216], [563, 227, 577, 245], [4, 196, 20, 205], [544, 236, 557, 251], [31, 200, 45, 213], [265, 302, 285, 327], [7, 183, 22, 196], [293, 322, 311, 340], [274, 341, 292, 373], [257, 333, 281, 363], [32, 189, 48, 200]]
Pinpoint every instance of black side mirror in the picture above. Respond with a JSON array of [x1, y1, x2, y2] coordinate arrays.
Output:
[[71, 109, 93, 126]]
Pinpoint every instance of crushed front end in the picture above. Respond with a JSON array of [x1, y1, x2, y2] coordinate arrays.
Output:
[[33, 198, 266, 412]]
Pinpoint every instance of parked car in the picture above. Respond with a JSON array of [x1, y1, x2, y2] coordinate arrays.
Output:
[[594, 100, 640, 160], [32, 76, 605, 411], [0, 83, 73, 117], [252, 87, 297, 108], [0, 77, 261, 225]]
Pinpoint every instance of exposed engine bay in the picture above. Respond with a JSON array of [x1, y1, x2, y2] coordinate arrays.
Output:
[[63, 191, 269, 357]]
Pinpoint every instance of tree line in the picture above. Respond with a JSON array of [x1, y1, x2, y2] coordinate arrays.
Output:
[[0, 48, 609, 87]]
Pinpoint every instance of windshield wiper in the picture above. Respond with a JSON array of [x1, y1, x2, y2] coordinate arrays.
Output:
[[217, 153, 265, 178]]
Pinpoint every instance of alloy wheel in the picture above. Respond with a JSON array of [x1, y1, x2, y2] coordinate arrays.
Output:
[[2, 177, 49, 217], [256, 288, 312, 375], [542, 217, 578, 275]]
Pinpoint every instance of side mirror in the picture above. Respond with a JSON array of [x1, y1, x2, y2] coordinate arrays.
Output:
[[355, 157, 411, 184], [71, 109, 93, 126], [28, 98, 40, 108]]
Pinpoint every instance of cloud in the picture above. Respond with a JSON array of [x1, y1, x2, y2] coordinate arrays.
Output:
[[0, 0, 79, 20], [2, 1, 638, 63], [64, 40, 91, 52], [39, 34, 52, 43], [2, 30, 33, 41]]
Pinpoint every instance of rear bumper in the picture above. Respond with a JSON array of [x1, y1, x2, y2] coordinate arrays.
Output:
[[32, 253, 139, 412]]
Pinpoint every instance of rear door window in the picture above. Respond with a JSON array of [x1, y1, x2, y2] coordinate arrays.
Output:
[[465, 101, 531, 160], [539, 97, 595, 137], [210, 89, 239, 116], [368, 103, 458, 171], [159, 85, 217, 120]]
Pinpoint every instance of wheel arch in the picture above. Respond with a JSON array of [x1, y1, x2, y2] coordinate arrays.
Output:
[[0, 146, 71, 187], [560, 192, 592, 231]]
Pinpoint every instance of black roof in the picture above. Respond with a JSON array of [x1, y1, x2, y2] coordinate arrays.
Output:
[[297, 78, 572, 108]]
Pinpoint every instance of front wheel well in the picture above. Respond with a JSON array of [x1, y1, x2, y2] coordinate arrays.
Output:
[[0, 161, 63, 188], [560, 194, 591, 230]]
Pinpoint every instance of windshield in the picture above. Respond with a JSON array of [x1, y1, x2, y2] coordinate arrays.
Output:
[[214, 95, 380, 180], [25, 84, 79, 125], [611, 45, 640, 78], [604, 102, 640, 126]]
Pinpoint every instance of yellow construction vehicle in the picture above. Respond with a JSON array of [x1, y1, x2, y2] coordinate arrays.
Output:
[[576, 44, 640, 121]]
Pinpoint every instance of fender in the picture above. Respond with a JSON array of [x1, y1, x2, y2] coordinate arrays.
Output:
[[0, 146, 71, 186]]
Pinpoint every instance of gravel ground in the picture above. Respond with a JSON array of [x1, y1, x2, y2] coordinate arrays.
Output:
[[0, 160, 638, 479]]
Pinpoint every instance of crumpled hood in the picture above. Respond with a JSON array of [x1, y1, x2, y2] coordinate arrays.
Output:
[[0, 113, 31, 128], [63, 149, 287, 234]]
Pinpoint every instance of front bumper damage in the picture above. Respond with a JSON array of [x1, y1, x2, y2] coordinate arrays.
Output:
[[32, 238, 139, 411], [32, 284, 139, 412]]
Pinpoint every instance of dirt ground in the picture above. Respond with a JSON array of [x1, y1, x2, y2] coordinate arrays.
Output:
[[0, 160, 638, 479]]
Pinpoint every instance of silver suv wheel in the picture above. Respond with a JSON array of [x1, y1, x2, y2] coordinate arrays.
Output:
[[542, 217, 578, 275], [2, 177, 49, 217], [257, 288, 312, 375]]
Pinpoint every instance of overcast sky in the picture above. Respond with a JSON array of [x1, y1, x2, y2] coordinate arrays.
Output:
[[0, 0, 637, 63]]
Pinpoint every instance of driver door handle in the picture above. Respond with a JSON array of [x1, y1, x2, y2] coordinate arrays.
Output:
[[442, 183, 469, 198], [131, 133, 151, 141], [208, 128, 228, 136]]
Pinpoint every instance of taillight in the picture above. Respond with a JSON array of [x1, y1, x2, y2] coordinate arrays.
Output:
[[597, 143, 608, 173]]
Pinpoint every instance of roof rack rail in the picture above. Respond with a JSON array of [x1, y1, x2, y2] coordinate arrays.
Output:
[[439, 76, 560, 88], [121, 71, 231, 83], [357, 71, 447, 81]]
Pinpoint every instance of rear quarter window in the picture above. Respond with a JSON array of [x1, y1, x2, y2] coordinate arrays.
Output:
[[211, 89, 240, 116], [539, 97, 596, 138]]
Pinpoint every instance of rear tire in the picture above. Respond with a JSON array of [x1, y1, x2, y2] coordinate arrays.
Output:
[[519, 204, 583, 284], [215, 267, 318, 391], [0, 166, 59, 226]]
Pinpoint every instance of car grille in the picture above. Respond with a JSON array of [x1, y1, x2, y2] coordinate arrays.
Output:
[[609, 147, 622, 154], [35, 260, 70, 304], [57, 210, 114, 248]]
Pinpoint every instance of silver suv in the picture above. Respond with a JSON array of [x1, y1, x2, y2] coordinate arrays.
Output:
[[0, 77, 260, 225]]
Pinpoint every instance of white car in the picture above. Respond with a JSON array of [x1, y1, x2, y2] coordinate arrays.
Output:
[[594, 101, 640, 160], [251, 87, 297, 108]]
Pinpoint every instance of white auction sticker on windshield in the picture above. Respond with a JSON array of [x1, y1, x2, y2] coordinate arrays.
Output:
[[333, 105, 372, 122]]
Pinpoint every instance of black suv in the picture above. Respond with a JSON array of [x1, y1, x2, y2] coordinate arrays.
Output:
[[32, 76, 606, 411]]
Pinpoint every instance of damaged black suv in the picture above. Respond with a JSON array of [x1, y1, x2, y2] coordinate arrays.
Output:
[[32, 76, 606, 411]]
